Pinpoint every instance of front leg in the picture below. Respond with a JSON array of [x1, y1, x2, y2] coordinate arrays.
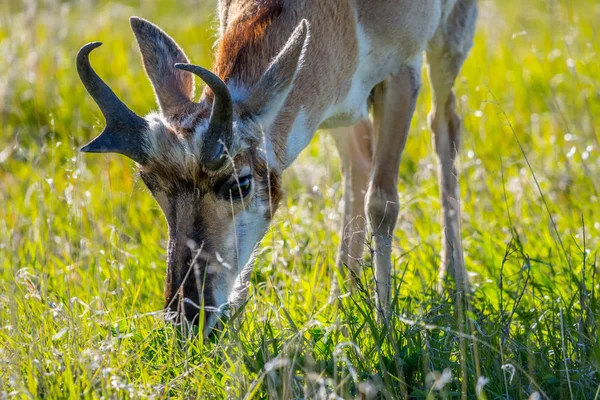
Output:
[[366, 60, 422, 320], [329, 121, 373, 290]]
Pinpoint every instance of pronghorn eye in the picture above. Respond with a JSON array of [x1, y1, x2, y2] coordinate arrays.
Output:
[[227, 175, 252, 200]]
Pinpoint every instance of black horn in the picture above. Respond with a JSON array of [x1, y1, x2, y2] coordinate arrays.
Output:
[[175, 63, 233, 170], [77, 42, 149, 164]]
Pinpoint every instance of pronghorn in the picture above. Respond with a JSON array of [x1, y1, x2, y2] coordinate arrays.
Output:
[[77, 0, 477, 334]]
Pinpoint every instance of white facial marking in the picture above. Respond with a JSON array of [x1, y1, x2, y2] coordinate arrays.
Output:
[[211, 278, 229, 315], [214, 198, 269, 312], [229, 263, 253, 307], [236, 207, 268, 271], [225, 199, 268, 273]]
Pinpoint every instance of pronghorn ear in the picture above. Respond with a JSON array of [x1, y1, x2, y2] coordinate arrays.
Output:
[[130, 17, 194, 117], [242, 19, 309, 126]]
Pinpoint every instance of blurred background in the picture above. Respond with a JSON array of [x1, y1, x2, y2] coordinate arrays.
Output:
[[0, 0, 599, 398]]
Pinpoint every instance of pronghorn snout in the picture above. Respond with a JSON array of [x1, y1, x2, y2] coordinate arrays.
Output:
[[164, 261, 220, 332], [163, 237, 212, 323], [164, 291, 218, 331]]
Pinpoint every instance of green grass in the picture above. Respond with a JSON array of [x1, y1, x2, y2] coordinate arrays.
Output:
[[1, 0, 599, 398]]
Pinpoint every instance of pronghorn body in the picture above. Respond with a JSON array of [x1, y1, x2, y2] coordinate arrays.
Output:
[[78, 0, 477, 333], [216, 0, 461, 166]]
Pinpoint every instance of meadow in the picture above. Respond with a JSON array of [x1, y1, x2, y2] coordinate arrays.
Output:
[[0, 0, 599, 398]]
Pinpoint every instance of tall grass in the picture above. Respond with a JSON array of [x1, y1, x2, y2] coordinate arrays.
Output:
[[0, 0, 598, 398]]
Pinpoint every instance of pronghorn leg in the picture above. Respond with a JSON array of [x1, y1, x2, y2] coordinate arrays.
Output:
[[329, 121, 373, 290], [426, 0, 477, 293], [366, 58, 422, 319]]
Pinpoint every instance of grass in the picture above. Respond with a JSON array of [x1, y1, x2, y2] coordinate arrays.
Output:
[[0, 0, 599, 398]]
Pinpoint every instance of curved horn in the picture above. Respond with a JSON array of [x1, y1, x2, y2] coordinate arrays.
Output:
[[77, 42, 149, 164], [175, 63, 233, 170]]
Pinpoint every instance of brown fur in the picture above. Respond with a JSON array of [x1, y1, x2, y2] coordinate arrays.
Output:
[[81, 0, 478, 331], [162, 0, 474, 320], [213, 0, 284, 87], [209, 1, 358, 166]]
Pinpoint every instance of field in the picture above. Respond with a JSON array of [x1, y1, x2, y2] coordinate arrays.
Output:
[[1, 0, 599, 398]]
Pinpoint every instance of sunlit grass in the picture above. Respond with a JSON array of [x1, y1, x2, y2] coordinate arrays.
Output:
[[0, 0, 599, 398]]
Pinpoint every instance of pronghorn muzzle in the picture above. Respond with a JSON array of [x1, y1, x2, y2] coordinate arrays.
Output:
[[163, 236, 220, 330]]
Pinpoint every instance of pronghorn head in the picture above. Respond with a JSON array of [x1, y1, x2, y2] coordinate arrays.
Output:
[[78, 17, 308, 334]]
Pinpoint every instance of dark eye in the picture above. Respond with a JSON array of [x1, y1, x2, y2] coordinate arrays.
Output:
[[227, 175, 253, 200]]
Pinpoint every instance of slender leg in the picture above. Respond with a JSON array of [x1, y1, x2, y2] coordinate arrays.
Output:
[[366, 58, 422, 319], [329, 121, 373, 291], [426, 0, 477, 293]]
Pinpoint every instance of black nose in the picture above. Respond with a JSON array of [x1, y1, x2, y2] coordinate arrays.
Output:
[[164, 290, 216, 327]]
